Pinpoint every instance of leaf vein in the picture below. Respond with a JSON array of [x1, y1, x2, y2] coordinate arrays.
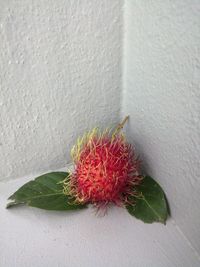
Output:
[[143, 197, 163, 222]]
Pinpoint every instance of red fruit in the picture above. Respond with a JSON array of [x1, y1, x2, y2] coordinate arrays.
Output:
[[66, 128, 142, 209]]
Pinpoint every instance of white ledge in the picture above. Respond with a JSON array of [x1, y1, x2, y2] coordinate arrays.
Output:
[[1, 172, 200, 267]]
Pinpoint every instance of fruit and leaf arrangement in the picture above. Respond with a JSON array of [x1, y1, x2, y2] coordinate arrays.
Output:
[[7, 116, 169, 224]]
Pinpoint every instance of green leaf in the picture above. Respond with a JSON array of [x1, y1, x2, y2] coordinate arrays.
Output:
[[7, 172, 87, 211], [126, 176, 168, 224]]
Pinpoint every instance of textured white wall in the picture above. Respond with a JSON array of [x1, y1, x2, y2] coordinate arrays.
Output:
[[122, 0, 200, 256], [1, 1, 200, 267], [0, 0, 121, 181]]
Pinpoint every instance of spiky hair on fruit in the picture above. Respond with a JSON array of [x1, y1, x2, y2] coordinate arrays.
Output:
[[63, 116, 143, 210]]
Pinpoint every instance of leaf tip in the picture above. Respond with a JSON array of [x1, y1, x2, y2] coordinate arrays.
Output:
[[6, 202, 14, 209]]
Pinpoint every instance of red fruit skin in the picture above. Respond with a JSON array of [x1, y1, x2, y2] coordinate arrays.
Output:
[[68, 132, 141, 207]]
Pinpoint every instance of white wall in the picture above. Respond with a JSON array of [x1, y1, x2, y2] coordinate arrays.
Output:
[[1, 1, 200, 267], [0, 0, 121, 181], [122, 0, 200, 255]]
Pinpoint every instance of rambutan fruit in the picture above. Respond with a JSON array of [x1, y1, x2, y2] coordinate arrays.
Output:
[[64, 117, 142, 210]]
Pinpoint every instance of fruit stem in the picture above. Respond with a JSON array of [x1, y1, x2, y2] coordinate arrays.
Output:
[[113, 115, 129, 137]]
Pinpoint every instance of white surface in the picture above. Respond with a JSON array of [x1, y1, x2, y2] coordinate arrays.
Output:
[[0, 174, 200, 267], [0, 0, 121, 181], [123, 0, 200, 257]]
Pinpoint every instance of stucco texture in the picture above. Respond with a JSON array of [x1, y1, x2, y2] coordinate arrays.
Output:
[[0, 0, 121, 181], [1, 1, 200, 266]]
